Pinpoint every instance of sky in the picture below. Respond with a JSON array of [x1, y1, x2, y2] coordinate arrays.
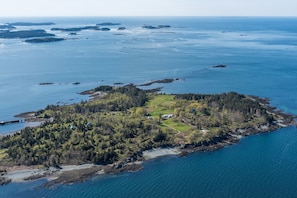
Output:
[[0, 0, 296, 17]]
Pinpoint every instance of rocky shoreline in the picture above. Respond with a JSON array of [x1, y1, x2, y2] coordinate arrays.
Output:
[[179, 95, 296, 155], [179, 123, 286, 157], [0, 157, 142, 186]]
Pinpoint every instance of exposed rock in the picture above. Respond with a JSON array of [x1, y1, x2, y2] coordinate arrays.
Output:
[[178, 150, 189, 157], [0, 176, 11, 185], [104, 164, 143, 174], [118, 27, 126, 30], [212, 64, 227, 68], [44, 166, 102, 187]]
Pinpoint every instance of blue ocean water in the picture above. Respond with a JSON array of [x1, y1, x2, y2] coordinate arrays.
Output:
[[0, 17, 297, 197]]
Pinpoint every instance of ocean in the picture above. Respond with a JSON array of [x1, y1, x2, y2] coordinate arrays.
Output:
[[0, 17, 297, 197]]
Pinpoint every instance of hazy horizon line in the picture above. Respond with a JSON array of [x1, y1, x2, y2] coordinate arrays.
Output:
[[1, 15, 297, 18]]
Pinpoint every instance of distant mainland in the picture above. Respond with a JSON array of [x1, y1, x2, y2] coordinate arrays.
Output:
[[0, 22, 55, 30], [0, 80, 295, 186], [0, 21, 172, 43], [8, 22, 55, 26]]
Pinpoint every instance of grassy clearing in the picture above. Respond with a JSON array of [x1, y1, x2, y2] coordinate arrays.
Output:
[[163, 119, 191, 132], [0, 149, 8, 160], [146, 94, 191, 132], [146, 95, 175, 117]]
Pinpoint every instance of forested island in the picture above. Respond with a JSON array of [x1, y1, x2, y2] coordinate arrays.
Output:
[[24, 38, 65, 43], [51, 26, 100, 32], [0, 84, 295, 185], [0, 30, 55, 39]]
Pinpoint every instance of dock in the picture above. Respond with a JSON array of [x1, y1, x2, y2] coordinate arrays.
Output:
[[0, 120, 21, 125]]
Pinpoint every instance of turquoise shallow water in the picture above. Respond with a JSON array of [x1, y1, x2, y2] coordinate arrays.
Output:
[[0, 17, 297, 197]]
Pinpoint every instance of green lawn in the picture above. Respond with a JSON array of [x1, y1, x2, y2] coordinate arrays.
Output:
[[146, 95, 175, 117], [0, 149, 7, 160], [146, 94, 191, 132], [163, 119, 191, 132]]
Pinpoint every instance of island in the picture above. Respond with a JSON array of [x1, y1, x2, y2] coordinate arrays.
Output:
[[0, 83, 295, 185], [38, 82, 54, 85], [51, 26, 100, 32], [101, 28, 110, 31], [51, 25, 115, 32], [118, 27, 126, 30], [212, 64, 227, 68], [97, 22, 121, 26], [0, 24, 15, 30], [24, 37, 65, 43], [0, 29, 55, 39], [157, 25, 171, 28], [142, 25, 171, 29], [138, 78, 180, 86]]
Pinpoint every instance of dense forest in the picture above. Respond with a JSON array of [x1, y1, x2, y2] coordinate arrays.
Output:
[[0, 84, 290, 167]]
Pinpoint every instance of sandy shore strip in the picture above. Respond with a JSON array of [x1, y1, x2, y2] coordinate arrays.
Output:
[[142, 148, 180, 160]]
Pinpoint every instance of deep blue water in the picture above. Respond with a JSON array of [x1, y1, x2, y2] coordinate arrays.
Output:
[[0, 17, 297, 197]]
